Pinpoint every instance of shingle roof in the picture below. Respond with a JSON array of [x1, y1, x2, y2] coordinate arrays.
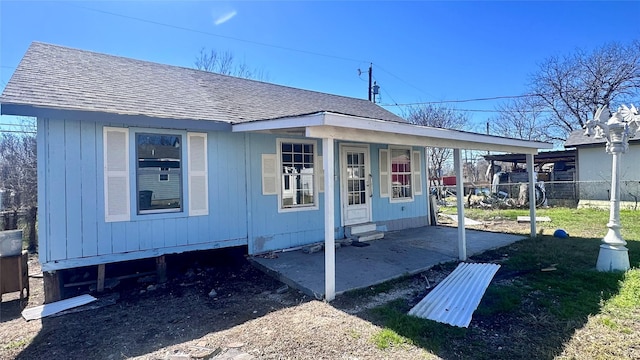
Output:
[[564, 129, 640, 147], [1, 42, 405, 124]]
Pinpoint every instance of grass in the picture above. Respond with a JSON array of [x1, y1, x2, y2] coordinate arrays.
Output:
[[363, 207, 640, 359]]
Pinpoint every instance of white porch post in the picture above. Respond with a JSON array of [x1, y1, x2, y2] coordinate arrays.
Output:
[[453, 148, 466, 261], [323, 137, 336, 301], [526, 153, 537, 237], [424, 147, 431, 226]]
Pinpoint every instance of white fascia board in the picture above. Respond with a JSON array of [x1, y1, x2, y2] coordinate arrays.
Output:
[[232, 112, 326, 132], [231, 111, 552, 154], [320, 113, 552, 151], [306, 125, 545, 154]]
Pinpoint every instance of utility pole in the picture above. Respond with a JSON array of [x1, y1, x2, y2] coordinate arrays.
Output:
[[368, 63, 373, 102]]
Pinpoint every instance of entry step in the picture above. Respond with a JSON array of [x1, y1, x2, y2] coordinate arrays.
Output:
[[346, 222, 377, 237], [351, 230, 384, 242]]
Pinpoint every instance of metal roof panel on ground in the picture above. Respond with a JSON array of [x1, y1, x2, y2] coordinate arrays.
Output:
[[408, 262, 501, 328]]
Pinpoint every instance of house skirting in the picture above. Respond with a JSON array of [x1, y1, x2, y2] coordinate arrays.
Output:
[[378, 216, 430, 232]]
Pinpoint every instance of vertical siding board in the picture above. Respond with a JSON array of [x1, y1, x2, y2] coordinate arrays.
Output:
[[96, 222, 112, 255], [65, 120, 83, 259], [80, 121, 98, 257], [111, 222, 127, 254], [138, 221, 153, 250], [186, 217, 199, 244], [48, 120, 68, 261], [175, 217, 188, 246], [36, 118, 50, 264], [152, 219, 165, 249], [125, 222, 139, 252], [163, 218, 177, 247], [208, 133, 222, 238], [96, 124, 112, 255], [198, 216, 208, 244]]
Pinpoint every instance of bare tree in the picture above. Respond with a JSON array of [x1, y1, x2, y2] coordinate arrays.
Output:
[[491, 96, 557, 143], [0, 118, 37, 251], [405, 104, 469, 193], [530, 40, 640, 140], [195, 48, 269, 81]]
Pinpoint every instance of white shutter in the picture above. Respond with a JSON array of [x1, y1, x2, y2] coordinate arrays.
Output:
[[262, 154, 277, 195], [412, 151, 423, 195], [379, 149, 389, 198], [317, 155, 324, 193], [104, 127, 130, 222], [188, 132, 208, 216]]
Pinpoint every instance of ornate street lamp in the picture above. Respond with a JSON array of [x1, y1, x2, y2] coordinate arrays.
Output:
[[584, 104, 640, 271]]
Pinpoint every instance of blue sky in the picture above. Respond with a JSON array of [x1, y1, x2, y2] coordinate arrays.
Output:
[[1, 1, 638, 132]]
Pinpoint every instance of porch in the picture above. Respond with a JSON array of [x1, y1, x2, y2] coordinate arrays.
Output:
[[250, 226, 525, 299]]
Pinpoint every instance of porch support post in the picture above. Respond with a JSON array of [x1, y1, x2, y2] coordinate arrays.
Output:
[[453, 148, 467, 261], [424, 147, 431, 226], [323, 137, 336, 301], [526, 153, 537, 237]]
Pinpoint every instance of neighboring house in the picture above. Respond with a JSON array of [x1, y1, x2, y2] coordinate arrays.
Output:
[[0, 42, 551, 301], [565, 130, 640, 206]]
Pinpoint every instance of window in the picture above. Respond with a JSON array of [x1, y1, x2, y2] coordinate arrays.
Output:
[[159, 167, 170, 182], [390, 148, 412, 200], [279, 140, 316, 210], [103, 127, 208, 222], [136, 133, 182, 214]]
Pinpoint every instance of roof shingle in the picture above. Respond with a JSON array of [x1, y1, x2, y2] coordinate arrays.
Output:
[[1, 42, 405, 124]]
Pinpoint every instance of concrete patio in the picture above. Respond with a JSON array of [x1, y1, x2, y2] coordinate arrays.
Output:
[[250, 226, 527, 299]]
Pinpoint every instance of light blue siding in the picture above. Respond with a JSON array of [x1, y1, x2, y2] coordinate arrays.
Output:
[[370, 144, 428, 224], [48, 119, 68, 261], [38, 116, 429, 270], [38, 117, 249, 271], [80, 121, 98, 257], [245, 133, 327, 254]]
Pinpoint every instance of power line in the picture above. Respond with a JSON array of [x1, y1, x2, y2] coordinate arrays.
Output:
[[69, 4, 366, 64], [380, 93, 540, 107], [373, 63, 433, 98]]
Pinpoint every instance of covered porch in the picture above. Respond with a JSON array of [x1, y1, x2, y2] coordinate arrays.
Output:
[[234, 111, 553, 301], [251, 225, 525, 299]]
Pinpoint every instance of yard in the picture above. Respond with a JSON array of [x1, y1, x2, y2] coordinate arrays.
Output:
[[1, 207, 639, 359]]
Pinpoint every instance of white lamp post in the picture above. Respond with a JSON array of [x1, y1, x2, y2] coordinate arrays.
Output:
[[584, 104, 640, 272]]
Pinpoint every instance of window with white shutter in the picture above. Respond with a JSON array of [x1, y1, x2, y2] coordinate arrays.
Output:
[[412, 150, 423, 195], [104, 127, 130, 222], [379, 149, 389, 198], [262, 154, 277, 195], [188, 132, 208, 216]]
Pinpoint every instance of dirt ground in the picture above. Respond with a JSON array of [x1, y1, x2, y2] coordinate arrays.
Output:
[[0, 219, 536, 360]]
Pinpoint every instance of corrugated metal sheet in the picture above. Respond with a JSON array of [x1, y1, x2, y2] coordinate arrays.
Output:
[[22, 294, 97, 321], [408, 262, 500, 328]]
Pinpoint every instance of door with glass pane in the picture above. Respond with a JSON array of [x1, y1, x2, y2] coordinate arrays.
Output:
[[340, 145, 371, 226]]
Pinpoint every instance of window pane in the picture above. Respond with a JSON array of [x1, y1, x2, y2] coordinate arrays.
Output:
[[390, 148, 411, 199], [280, 142, 315, 209], [137, 133, 182, 213]]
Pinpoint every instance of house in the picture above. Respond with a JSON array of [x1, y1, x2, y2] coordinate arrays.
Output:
[[565, 129, 640, 207], [0, 42, 552, 301]]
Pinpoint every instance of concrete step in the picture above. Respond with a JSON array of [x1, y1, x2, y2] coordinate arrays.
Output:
[[346, 222, 377, 236], [351, 230, 385, 242]]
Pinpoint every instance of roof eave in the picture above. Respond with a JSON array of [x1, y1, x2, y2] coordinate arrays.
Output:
[[233, 111, 553, 154]]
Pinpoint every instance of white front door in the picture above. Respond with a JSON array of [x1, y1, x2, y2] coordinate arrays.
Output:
[[340, 145, 372, 226]]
